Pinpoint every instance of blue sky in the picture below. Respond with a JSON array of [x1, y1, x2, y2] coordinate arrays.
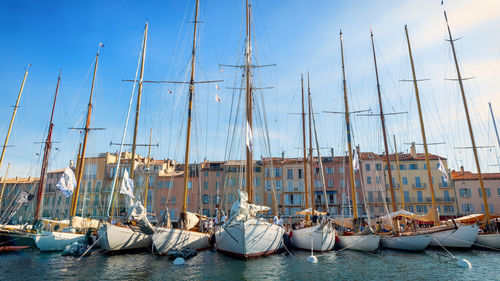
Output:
[[1, 0, 500, 178]]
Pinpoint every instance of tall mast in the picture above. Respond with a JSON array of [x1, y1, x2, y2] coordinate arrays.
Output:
[[370, 30, 396, 212], [0, 66, 29, 174], [245, 0, 254, 202], [130, 22, 149, 179], [404, 26, 438, 225], [34, 70, 61, 220], [307, 73, 315, 213], [443, 11, 490, 221], [393, 135, 405, 209], [300, 75, 310, 215], [489, 102, 500, 172], [70, 46, 100, 217], [144, 128, 152, 207], [181, 0, 200, 221], [340, 31, 358, 219], [0, 163, 11, 211]]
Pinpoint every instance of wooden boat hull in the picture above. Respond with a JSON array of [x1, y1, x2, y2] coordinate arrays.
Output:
[[98, 224, 151, 252], [216, 218, 285, 259], [152, 227, 210, 255], [475, 233, 500, 249], [0, 228, 36, 248], [337, 234, 380, 252], [34, 231, 85, 251], [429, 224, 478, 248], [380, 234, 431, 251], [290, 224, 336, 252]]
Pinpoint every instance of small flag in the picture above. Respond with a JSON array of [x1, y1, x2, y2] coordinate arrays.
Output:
[[352, 148, 360, 171], [120, 169, 135, 199], [215, 84, 220, 90], [220, 67, 224, 73], [215, 94, 221, 103], [246, 120, 253, 152], [438, 158, 448, 182], [99, 42, 105, 48], [168, 89, 173, 94], [56, 167, 77, 197]]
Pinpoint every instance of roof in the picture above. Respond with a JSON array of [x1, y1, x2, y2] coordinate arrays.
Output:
[[451, 170, 500, 181]]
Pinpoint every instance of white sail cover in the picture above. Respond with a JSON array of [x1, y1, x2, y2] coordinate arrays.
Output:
[[119, 169, 135, 199], [56, 167, 76, 197], [228, 189, 270, 223], [127, 201, 154, 235]]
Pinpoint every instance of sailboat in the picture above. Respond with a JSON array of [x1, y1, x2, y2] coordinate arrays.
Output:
[[151, 0, 210, 255], [99, 23, 153, 253], [290, 75, 336, 252], [33, 49, 105, 251], [332, 30, 380, 253], [441, 10, 500, 249], [215, 0, 285, 259], [367, 29, 431, 251], [403, 24, 478, 249]]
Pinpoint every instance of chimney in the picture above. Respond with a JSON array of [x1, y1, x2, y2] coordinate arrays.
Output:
[[460, 165, 464, 175], [410, 142, 417, 158]]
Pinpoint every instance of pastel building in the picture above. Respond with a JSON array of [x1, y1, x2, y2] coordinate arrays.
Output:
[[452, 168, 500, 215]]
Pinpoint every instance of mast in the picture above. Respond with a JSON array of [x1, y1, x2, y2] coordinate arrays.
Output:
[[370, 30, 396, 212], [34, 70, 61, 220], [130, 22, 148, 180], [0, 66, 29, 174], [144, 128, 152, 207], [340, 31, 358, 219], [0, 163, 11, 211], [181, 0, 200, 222], [443, 11, 490, 221], [300, 75, 310, 215], [489, 102, 500, 172], [404, 25, 438, 225], [70, 46, 100, 217], [307, 73, 315, 213], [245, 0, 254, 202], [393, 135, 405, 209]]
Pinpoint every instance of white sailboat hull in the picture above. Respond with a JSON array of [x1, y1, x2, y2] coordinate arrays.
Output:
[[98, 224, 151, 252], [475, 233, 500, 249], [216, 218, 285, 259], [34, 231, 85, 252], [429, 224, 479, 248], [380, 234, 431, 251], [337, 234, 380, 252], [152, 227, 210, 255], [290, 224, 336, 252]]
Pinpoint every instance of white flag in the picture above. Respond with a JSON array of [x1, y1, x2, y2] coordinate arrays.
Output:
[[215, 94, 221, 103], [246, 120, 253, 152], [353, 148, 360, 171], [56, 167, 76, 197], [16, 191, 29, 205], [438, 158, 448, 182], [120, 169, 135, 199]]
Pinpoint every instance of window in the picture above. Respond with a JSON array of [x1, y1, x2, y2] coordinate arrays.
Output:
[[275, 168, 282, 177], [287, 181, 294, 191], [416, 205, 427, 214], [216, 172, 220, 177], [161, 196, 166, 205], [402, 177, 408, 185], [265, 180, 272, 191], [212, 195, 220, 204], [340, 179, 345, 188], [203, 181, 208, 190], [478, 188, 491, 198], [366, 177, 372, 185], [287, 169, 293, 179], [203, 195, 209, 204], [340, 167, 345, 174], [462, 203, 473, 213], [423, 164, 427, 170], [365, 164, 371, 171], [314, 180, 321, 188], [355, 179, 360, 187], [84, 164, 97, 179], [171, 196, 176, 205], [368, 191, 373, 202], [204, 172, 208, 177], [203, 209, 210, 217], [443, 205, 454, 213], [298, 180, 304, 191], [376, 176, 381, 184], [188, 181, 192, 189], [254, 167, 261, 173], [415, 177, 421, 188], [255, 193, 261, 203], [298, 169, 303, 179], [254, 177, 260, 187], [482, 204, 494, 213], [95, 181, 101, 192], [215, 181, 220, 190], [326, 167, 334, 174], [315, 167, 320, 174], [265, 168, 271, 177], [187, 196, 191, 205], [443, 190, 450, 201], [328, 179, 334, 188], [275, 180, 282, 191], [441, 176, 448, 187], [399, 164, 406, 170], [409, 164, 418, 170], [375, 164, 382, 171], [459, 188, 471, 198], [497, 188, 500, 196], [404, 191, 410, 203], [417, 191, 423, 202]]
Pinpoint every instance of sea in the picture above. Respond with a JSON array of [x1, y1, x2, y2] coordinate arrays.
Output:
[[0, 248, 498, 280]]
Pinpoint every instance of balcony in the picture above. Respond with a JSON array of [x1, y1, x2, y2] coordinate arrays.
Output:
[[412, 183, 427, 189]]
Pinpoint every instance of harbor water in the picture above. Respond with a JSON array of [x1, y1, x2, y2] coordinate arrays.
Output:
[[0, 248, 498, 280]]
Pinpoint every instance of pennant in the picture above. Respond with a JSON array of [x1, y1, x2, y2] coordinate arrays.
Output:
[[438, 158, 448, 182], [215, 84, 220, 90], [246, 120, 253, 152], [168, 89, 173, 95], [120, 169, 135, 199], [56, 167, 77, 197], [215, 94, 222, 103]]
